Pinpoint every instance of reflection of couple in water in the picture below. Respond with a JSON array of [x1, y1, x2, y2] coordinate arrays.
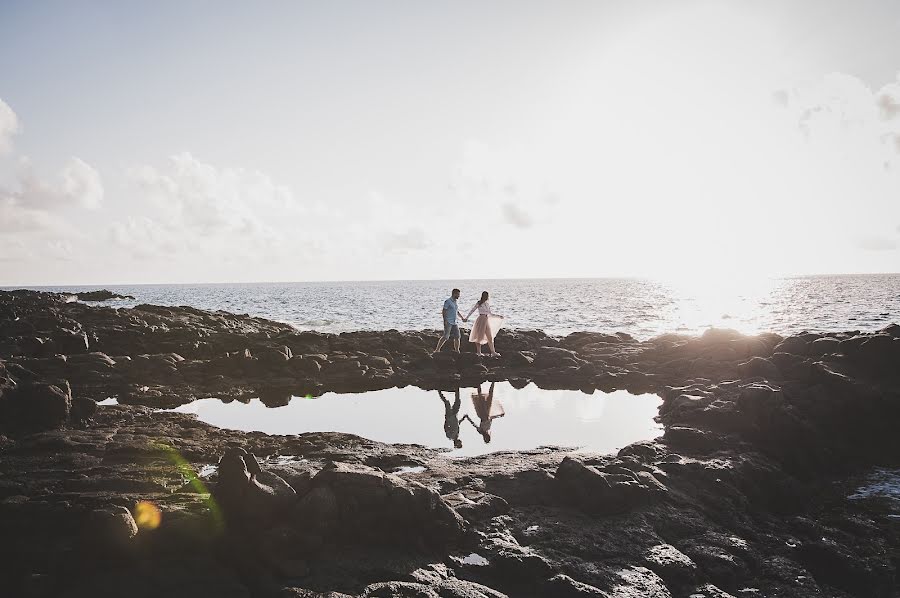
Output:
[[438, 382, 505, 448]]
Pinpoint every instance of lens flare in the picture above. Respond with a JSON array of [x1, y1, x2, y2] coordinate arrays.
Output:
[[151, 441, 224, 533], [134, 500, 162, 530]]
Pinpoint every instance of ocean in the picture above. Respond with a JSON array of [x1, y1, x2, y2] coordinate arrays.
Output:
[[9, 274, 900, 339]]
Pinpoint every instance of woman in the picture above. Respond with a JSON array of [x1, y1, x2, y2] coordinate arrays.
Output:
[[464, 382, 504, 444], [465, 291, 504, 357]]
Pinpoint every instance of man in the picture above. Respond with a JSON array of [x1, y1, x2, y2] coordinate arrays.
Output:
[[438, 389, 464, 449], [433, 288, 465, 354]]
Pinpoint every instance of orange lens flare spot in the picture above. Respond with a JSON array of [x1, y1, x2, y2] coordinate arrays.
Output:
[[134, 500, 162, 530]]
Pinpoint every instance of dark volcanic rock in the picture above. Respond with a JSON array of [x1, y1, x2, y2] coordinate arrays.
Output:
[[299, 460, 466, 547], [555, 456, 666, 514], [216, 446, 297, 525], [71, 289, 136, 301], [0, 381, 71, 433], [84, 505, 140, 555], [0, 290, 898, 597]]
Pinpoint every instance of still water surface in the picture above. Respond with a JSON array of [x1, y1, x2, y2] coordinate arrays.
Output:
[[172, 382, 662, 457]]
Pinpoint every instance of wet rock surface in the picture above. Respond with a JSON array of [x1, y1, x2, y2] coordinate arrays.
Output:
[[0, 290, 898, 597], [69, 289, 137, 301]]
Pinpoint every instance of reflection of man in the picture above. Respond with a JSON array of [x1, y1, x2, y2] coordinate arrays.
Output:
[[438, 389, 464, 449], [433, 288, 465, 354]]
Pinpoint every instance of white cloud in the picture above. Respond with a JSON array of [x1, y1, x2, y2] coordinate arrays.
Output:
[[61, 158, 104, 209], [0, 97, 18, 155], [451, 139, 560, 231], [0, 197, 58, 232], [857, 236, 897, 251], [108, 217, 181, 260], [126, 152, 294, 236], [115, 152, 311, 267], [11, 156, 104, 210], [781, 72, 900, 167], [0, 156, 102, 241], [0, 237, 30, 262], [876, 82, 900, 121], [379, 226, 429, 252], [501, 202, 533, 228], [0, 102, 103, 279]]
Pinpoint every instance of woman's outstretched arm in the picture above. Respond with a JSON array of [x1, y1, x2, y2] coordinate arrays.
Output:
[[465, 303, 478, 319]]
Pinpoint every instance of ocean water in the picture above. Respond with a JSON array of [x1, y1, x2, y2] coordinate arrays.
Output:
[[10, 274, 900, 339]]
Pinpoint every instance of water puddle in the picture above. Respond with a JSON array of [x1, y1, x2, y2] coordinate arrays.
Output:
[[456, 553, 490, 566], [198, 464, 218, 479], [171, 382, 662, 457], [848, 468, 900, 518], [392, 465, 427, 475]]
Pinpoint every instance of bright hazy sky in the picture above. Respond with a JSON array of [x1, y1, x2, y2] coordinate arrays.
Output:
[[1, 1, 899, 285]]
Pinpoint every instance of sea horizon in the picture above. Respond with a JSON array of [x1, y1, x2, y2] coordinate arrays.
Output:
[[7, 274, 898, 340], [5, 270, 900, 289]]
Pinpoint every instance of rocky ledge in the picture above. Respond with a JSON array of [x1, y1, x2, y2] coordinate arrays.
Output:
[[0, 289, 898, 597], [68, 289, 136, 301]]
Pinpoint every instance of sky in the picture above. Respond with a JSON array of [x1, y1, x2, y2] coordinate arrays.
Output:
[[1, 0, 899, 285]]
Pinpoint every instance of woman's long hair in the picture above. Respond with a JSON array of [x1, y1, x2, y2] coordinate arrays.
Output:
[[477, 291, 489, 306]]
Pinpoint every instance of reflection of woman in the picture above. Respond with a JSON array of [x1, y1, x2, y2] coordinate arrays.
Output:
[[465, 291, 504, 357], [465, 382, 504, 443]]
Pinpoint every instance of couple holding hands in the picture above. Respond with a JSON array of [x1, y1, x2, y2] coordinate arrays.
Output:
[[433, 288, 504, 357]]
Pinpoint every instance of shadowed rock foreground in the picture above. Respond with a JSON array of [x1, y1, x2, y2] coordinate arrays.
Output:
[[0, 290, 898, 597]]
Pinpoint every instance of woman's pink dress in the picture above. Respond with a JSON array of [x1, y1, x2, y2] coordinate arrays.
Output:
[[467, 301, 503, 345]]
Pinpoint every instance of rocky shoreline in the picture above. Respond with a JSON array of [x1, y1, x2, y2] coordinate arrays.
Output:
[[0, 289, 898, 597]]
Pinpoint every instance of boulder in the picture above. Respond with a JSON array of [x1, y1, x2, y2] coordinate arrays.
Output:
[[662, 426, 718, 452], [610, 566, 672, 598], [555, 457, 665, 514], [737, 383, 783, 413], [215, 447, 297, 524], [643, 543, 697, 586], [736, 357, 780, 380], [258, 346, 293, 367], [70, 396, 98, 423], [544, 574, 608, 596], [808, 337, 841, 357], [773, 336, 808, 356], [505, 351, 535, 367], [258, 388, 292, 408], [879, 323, 900, 338], [72, 290, 135, 301], [52, 330, 90, 355], [856, 334, 900, 369], [0, 381, 71, 433], [290, 356, 322, 375], [441, 490, 510, 522], [534, 347, 582, 368], [83, 505, 139, 555], [298, 461, 465, 546]]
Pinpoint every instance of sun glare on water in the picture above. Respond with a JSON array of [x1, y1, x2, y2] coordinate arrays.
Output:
[[655, 274, 782, 337]]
